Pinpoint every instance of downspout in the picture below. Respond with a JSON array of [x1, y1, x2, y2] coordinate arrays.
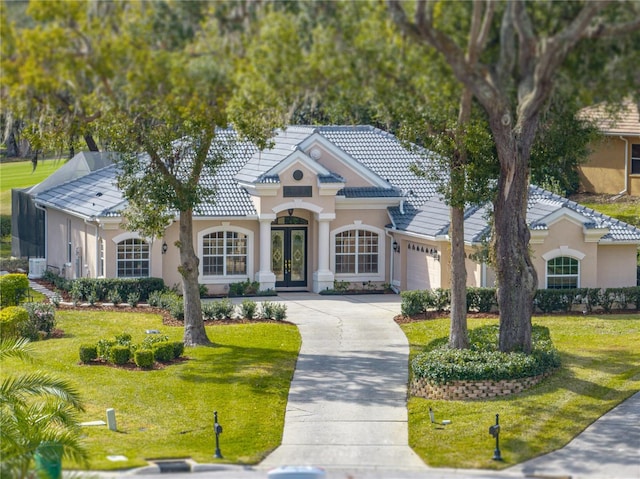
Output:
[[34, 203, 47, 263], [619, 136, 629, 195]]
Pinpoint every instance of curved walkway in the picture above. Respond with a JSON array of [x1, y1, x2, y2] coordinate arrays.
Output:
[[259, 293, 427, 472]]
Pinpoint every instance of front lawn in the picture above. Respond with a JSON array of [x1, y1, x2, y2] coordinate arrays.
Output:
[[402, 314, 640, 470], [1, 309, 301, 470]]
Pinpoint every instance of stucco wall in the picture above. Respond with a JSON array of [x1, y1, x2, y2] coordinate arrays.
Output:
[[578, 135, 640, 195], [596, 244, 638, 288]]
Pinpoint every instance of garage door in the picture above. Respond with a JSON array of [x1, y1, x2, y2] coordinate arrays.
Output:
[[406, 244, 441, 290]]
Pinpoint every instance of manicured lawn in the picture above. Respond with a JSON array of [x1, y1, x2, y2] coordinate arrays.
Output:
[[1, 309, 301, 470], [0, 159, 64, 216], [402, 314, 640, 470]]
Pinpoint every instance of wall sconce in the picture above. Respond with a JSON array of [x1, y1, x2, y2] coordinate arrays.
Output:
[[162, 242, 168, 254], [392, 241, 399, 253]]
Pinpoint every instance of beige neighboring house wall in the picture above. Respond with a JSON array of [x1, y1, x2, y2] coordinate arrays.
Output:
[[578, 101, 640, 196]]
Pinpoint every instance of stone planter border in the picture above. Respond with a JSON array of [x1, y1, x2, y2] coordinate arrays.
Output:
[[411, 371, 554, 401]]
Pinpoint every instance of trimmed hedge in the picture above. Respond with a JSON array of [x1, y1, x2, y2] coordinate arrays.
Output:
[[0, 306, 29, 339], [0, 273, 29, 307], [412, 324, 561, 385], [401, 286, 640, 316], [79, 344, 98, 364], [152, 342, 175, 363], [134, 349, 154, 369], [41, 272, 165, 302]]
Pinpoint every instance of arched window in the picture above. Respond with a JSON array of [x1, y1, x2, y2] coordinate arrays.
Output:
[[335, 229, 379, 275], [202, 230, 248, 277], [117, 238, 149, 278], [546, 256, 579, 289]]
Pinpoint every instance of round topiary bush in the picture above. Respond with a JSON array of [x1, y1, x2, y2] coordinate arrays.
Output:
[[134, 349, 154, 369], [79, 344, 98, 364], [0, 273, 29, 307], [170, 341, 185, 359]]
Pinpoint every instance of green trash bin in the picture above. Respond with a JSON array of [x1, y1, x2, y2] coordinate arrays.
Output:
[[34, 442, 62, 479]]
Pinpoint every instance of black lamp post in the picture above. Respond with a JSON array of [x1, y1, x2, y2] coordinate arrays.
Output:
[[213, 411, 223, 459], [489, 413, 502, 461]]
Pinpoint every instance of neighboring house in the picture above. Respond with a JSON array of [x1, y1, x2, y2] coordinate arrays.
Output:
[[578, 100, 640, 196], [26, 126, 640, 293]]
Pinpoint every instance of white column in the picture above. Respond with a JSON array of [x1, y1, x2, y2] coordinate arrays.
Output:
[[313, 214, 335, 293], [256, 216, 276, 291]]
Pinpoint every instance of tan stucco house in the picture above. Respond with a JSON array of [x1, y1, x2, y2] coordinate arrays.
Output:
[[578, 100, 640, 196], [28, 126, 640, 293]]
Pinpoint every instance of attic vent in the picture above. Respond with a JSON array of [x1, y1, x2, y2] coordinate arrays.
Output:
[[96, 192, 103, 197], [310, 148, 321, 160]]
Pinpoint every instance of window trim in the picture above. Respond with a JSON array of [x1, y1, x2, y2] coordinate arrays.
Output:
[[631, 143, 640, 175], [198, 225, 254, 284], [115, 237, 150, 279], [545, 255, 580, 289], [331, 224, 385, 282]]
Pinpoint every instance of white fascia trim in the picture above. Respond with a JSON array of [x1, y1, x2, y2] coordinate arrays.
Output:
[[318, 183, 345, 196], [530, 229, 549, 244], [385, 228, 454, 245], [299, 134, 390, 188], [335, 197, 401, 210], [194, 215, 259, 221], [583, 226, 610, 243], [34, 201, 93, 222], [266, 149, 332, 177], [539, 207, 591, 228]]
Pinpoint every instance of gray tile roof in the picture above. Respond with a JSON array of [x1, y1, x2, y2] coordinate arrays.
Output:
[[35, 164, 127, 219], [32, 126, 640, 245]]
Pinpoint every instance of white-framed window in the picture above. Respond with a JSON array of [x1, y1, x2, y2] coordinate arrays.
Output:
[[546, 256, 579, 289], [116, 238, 150, 278], [198, 226, 253, 282], [332, 225, 384, 281], [631, 143, 640, 175]]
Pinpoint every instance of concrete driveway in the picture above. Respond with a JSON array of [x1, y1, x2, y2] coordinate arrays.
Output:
[[258, 293, 427, 472]]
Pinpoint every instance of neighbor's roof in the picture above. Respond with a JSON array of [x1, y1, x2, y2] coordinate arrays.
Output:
[[579, 100, 640, 136]]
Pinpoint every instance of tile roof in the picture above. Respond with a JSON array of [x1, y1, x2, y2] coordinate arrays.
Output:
[[32, 126, 640, 244], [578, 100, 640, 136]]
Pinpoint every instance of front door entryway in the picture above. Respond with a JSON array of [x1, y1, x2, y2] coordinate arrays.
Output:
[[272, 225, 307, 288]]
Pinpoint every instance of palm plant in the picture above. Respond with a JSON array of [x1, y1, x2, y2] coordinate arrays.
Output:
[[1, 338, 88, 478]]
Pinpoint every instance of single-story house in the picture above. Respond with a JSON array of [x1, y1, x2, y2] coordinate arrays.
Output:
[[578, 100, 640, 196], [26, 126, 640, 294]]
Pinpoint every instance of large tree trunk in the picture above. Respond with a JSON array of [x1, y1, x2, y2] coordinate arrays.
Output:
[[490, 123, 537, 353], [178, 209, 210, 346], [449, 202, 469, 349]]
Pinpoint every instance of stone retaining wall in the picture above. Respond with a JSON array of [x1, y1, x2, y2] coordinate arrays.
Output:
[[411, 372, 552, 401]]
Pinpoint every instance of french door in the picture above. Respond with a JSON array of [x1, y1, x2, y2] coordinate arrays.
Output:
[[271, 227, 307, 288]]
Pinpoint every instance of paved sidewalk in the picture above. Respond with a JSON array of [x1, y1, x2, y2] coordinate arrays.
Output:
[[259, 293, 426, 472]]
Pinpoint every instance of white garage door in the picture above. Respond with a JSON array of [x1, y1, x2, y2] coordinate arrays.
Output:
[[406, 245, 441, 290]]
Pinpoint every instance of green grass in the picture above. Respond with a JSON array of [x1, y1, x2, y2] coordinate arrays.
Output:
[[0, 159, 65, 216], [402, 314, 640, 469], [1, 310, 301, 470]]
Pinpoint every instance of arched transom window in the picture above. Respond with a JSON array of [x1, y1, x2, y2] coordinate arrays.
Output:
[[335, 229, 379, 274], [546, 256, 579, 289], [117, 238, 149, 278], [202, 231, 247, 276]]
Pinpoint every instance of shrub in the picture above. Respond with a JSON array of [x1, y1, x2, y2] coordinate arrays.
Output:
[[109, 345, 131, 365], [20, 302, 56, 340], [107, 289, 122, 305], [272, 303, 287, 321], [411, 324, 561, 385], [134, 349, 154, 369], [229, 279, 259, 296], [140, 334, 170, 350], [261, 301, 276, 320], [96, 339, 115, 361], [167, 296, 184, 320], [152, 342, 175, 363], [170, 341, 185, 358], [147, 290, 163, 307], [466, 287, 497, 313], [51, 292, 62, 308], [127, 291, 140, 307], [199, 284, 209, 298], [0, 273, 29, 307], [208, 299, 234, 320], [240, 299, 257, 319], [70, 282, 83, 306], [69, 277, 165, 302], [0, 306, 29, 339], [400, 290, 433, 316], [79, 344, 98, 364]]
